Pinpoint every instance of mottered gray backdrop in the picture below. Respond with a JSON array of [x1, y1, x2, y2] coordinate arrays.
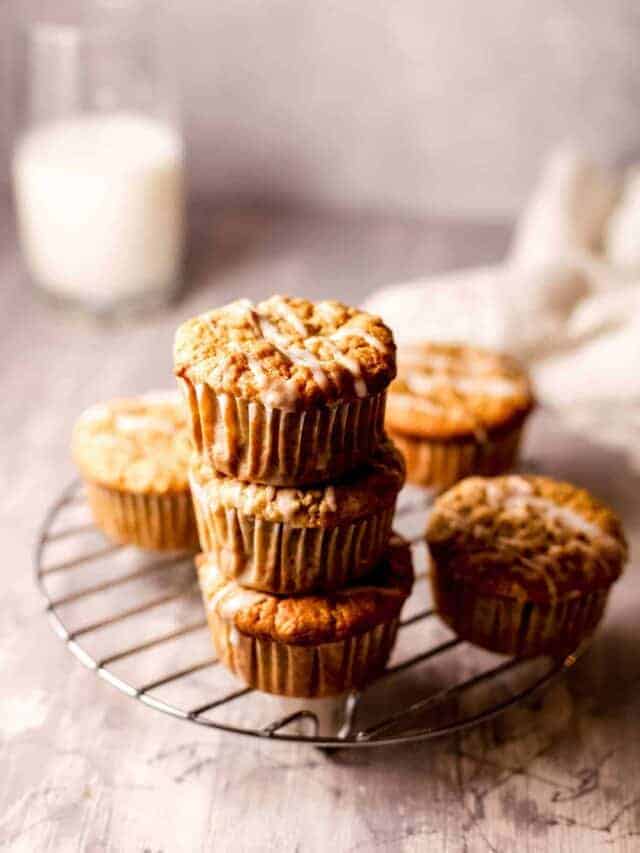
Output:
[[1, 0, 639, 217]]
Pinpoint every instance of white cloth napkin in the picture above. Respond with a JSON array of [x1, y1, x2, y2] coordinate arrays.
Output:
[[365, 148, 640, 468]]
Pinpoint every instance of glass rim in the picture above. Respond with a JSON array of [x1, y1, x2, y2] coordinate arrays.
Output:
[[18, 1, 162, 44], [24, 23, 81, 45]]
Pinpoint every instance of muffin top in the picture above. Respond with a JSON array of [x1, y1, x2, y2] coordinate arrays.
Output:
[[387, 342, 534, 439], [426, 475, 627, 602], [189, 437, 405, 526], [174, 295, 396, 409], [198, 535, 413, 645], [72, 391, 192, 494]]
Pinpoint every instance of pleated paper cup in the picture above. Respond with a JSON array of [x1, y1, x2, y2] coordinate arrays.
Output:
[[390, 421, 524, 491], [85, 481, 199, 551], [191, 491, 396, 594], [431, 567, 610, 658], [178, 377, 387, 485], [209, 614, 400, 698]]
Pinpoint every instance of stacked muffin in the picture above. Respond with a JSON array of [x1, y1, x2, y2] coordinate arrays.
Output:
[[174, 295, 413, 697]]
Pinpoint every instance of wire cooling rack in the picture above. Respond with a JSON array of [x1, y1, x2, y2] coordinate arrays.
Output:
[[34, 479, 584, 748]]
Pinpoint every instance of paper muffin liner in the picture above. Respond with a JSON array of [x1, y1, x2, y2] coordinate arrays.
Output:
[[209, 613, 400, 698], [389, 422, 524, 491], [431, 566, 610, 657], [178, 377, 387, 485], [191, 493, 396, 593], [85, 481, 199, 551]]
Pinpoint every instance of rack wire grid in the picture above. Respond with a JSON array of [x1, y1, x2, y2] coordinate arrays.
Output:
[[34, 479, 584, 748]]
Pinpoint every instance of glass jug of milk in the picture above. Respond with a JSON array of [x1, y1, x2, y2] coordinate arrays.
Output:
[[13, 2, 185, 315]]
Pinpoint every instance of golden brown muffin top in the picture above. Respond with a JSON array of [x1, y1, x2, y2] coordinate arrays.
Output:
[[189, 437, 405, 526], [198, 536, 413, 645], [174, 295, 396, 410], [72, 392, 192, 494], [386, 342, 534, 439], [426, 475, 627, 603]]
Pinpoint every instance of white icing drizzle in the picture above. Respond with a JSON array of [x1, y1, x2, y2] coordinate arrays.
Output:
[[427, 475, 623, 601], [315, 301, 341, 321], [208, 584, 229, 612], [397, 343, 525, 406], [188, 470, 207, 507], [115, 414, 176, 435], [253, 313, 288, 350], [330, 326, 386, 353], [255, 305, 374, 400], [333, 351, 368, 397], [206, 298, 382, 408], [254, 311, 332, 395], [274, 489, 301, 521], [287, 347, 331, 392], [325, 486, 337, 512], [507, 496, 614, 544], [223, 298, 265, 341], [263, 377, 300, 410], [192, 471, 264, 517], [208, 581, 268, 619], [269, 295, 308, 336], [486, 476, 620, 549], [218, 587, 267, 619], [406, 373, 520, 399], [398, 348, 456, 371], [227, 297, 256, 317], [307, 333, 369, 398], [484, 475, 532, 502], [245, 354, 270, 388], [392, 385, 488, 441], [229, 297, 255, 312], [192, 470, 349, 522], [388, 391, 447, 413]]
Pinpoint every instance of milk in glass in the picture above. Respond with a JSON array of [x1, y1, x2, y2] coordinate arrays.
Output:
[[13, 112, 185, 306]]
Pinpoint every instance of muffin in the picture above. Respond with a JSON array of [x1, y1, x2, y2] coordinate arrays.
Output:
[[174, 295, 396, 485], [190, 438, 405, 594], [198, 536, 414, 697], [72, 391, 199, 550], [386, 342, 534, 490], [426, 475, 627, 657]]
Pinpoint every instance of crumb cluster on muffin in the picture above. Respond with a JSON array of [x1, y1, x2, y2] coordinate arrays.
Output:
[[73, 393, 192, 493], [190, 438, 404, 528], [72, 392, 199, 550], [427, 474, 627, 656], [387, 342, 534, 489]]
